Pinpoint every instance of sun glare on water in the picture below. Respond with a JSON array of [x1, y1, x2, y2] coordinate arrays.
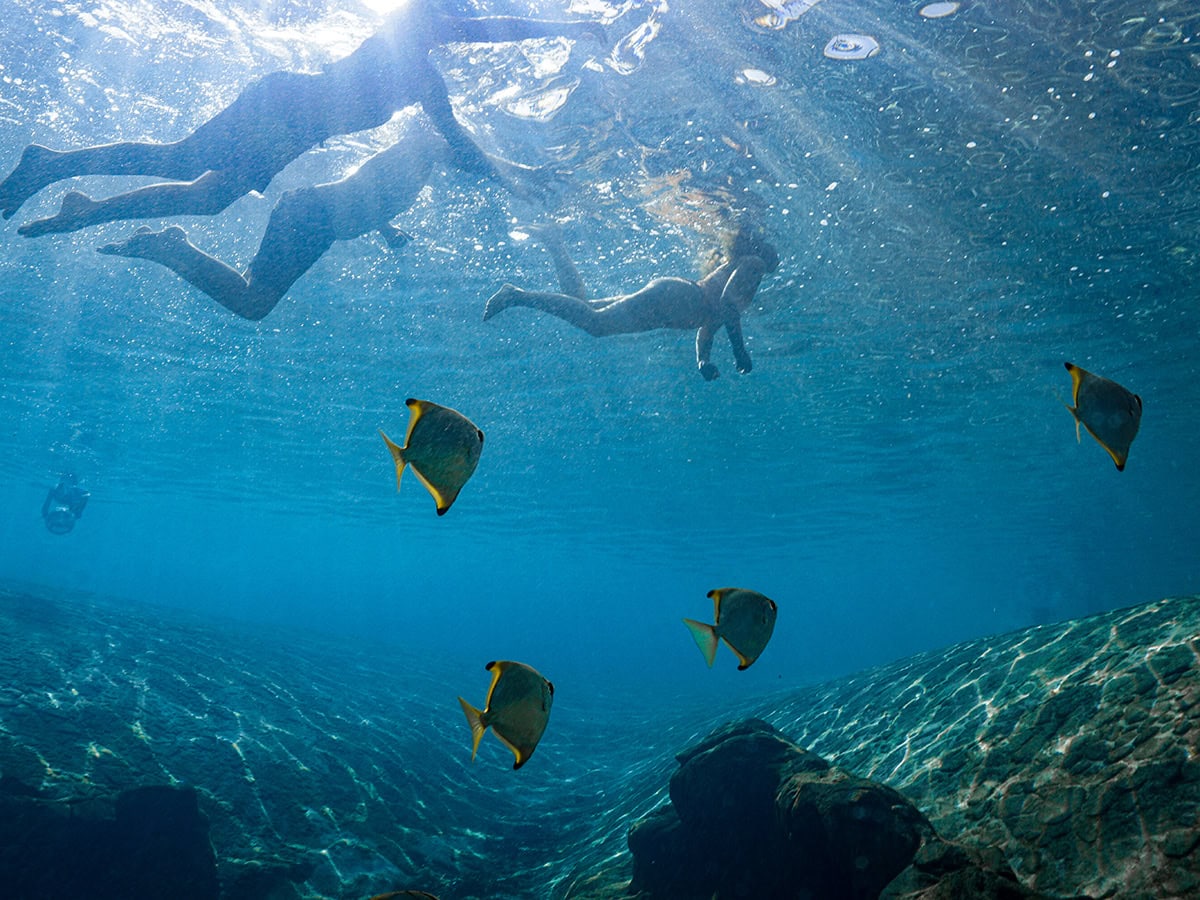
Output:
[[358, 0, 411, 14]]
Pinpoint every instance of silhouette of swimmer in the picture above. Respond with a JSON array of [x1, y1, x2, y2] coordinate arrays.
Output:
[[485, 222, 779, 380], [99, 116, 453, 320], [0, 5, 605, 236], [41, 474, 89, 535]]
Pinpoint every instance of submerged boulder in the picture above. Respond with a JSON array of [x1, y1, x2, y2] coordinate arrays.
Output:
[[628, 719, 931, 899], [0, 779, 219, 899]]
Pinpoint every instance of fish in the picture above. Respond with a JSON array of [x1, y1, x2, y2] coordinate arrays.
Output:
[[380, 398, 484, 515], [1062, 362, 1142, 471], [684, 588, 778, 670], [458, 660, 554, 770]]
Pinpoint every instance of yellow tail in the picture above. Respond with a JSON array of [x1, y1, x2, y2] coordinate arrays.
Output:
[[379, 429, 407, 490], [683, 618, 719, 668], [458, 697, 488, 760]]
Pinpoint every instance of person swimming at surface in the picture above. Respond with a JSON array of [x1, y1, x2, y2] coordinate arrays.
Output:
[[0, 3, 605, 236], [98, 115, 457, 320], [484, 221, 780, 380]]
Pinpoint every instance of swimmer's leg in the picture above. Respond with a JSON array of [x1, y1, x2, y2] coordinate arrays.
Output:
[[484, 284, 625, 336], [235, 189, 335, 318], [99, 225, 279, 321], [0, 145, 70, 219], [523, 223, 588, 300], [19, 170, 252, 237], [1, 139, 212, 220]]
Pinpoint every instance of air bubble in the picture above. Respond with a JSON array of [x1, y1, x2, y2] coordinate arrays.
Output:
[[824, 34, 880, 60], [740, 67, 777, 86], [919, 2, 960, 18]]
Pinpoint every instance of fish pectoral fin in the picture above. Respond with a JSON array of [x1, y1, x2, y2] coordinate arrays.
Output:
[[683, 618, 719, 668], [458, 697, 487, 761], [379, 429, 408, 490]]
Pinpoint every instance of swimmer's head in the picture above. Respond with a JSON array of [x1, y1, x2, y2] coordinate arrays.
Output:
[[729, 224, 780, 273], [43, 506, 77, 535]]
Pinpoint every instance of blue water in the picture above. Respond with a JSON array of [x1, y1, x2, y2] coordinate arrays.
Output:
[[0, 0, 1198, 813]]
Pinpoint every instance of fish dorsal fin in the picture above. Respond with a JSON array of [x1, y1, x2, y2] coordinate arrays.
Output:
[[379, 429, 407, 489], [707, 588, 726, 624], [404, 397, 428, 447], [483, 660, 506, 707], [1064, 362, 1086, 407], [1061, 363, 1084, 441]]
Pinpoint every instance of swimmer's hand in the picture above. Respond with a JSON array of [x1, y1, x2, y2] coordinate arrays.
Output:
[[380, 224, 412, 250], [699, 362, 720, 381]]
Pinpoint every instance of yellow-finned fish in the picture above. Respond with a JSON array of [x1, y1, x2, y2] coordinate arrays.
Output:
[[684, 588, 778, 671], [380, 398, 484, 515], [458, 660, 554, 770], [1062, 362, 1142, 471]]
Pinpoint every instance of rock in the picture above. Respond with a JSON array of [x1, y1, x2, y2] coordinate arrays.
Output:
[[628, 719, 932, 899], [882, 836, 1092, 899], [221, 855, 316, 900], [0, 783, 219, 899]]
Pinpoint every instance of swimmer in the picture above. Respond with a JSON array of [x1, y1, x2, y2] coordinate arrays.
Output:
[[41, 474, 89, 535], [484, 221, 779, 380], [1, 4, 605, 235], [99, 116, 456, 320]]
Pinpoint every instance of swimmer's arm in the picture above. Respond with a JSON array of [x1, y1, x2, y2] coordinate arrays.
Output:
[[718, 260, 766, 375], [417, 69, 506, 182], [724, 315, 752, 375], [416, 50, 556, 202], [696, 325, 719, 381]]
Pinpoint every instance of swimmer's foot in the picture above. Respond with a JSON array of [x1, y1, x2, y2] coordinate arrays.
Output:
[[97, 224, 191, 262], [18, 190, 103, 237], [0, 144, 67, 219], [484, 284, 521, 320]]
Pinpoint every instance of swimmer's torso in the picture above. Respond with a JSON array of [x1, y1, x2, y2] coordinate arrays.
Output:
[[319, 7, 448, 133]]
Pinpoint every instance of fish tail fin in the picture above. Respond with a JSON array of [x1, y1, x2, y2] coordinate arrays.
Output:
[[458, 697, 487, 760], [379, 429, 407, 490], [683, 618, 719, 668]]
